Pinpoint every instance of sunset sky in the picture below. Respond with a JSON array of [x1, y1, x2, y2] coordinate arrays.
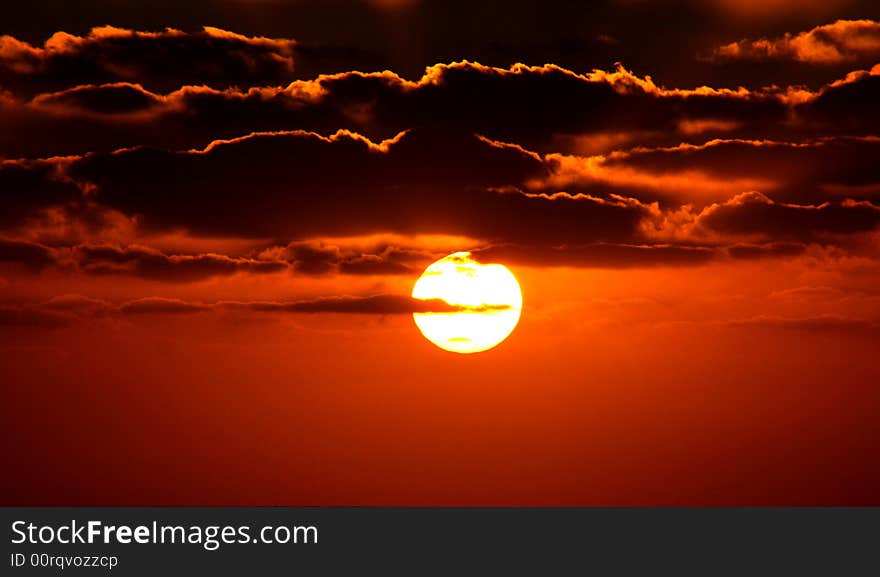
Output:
[[2, 0, 880, 505]]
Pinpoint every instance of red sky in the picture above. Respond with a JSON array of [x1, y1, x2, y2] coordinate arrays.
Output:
[[2, 0, 880, 504]]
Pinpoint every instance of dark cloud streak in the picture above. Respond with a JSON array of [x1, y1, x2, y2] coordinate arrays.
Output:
[[0, 293, 510, 328]]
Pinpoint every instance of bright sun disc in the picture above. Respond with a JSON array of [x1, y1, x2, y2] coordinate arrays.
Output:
[[412, 252, 522, 354]]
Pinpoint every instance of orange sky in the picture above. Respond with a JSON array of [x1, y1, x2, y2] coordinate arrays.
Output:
[[3, 255, 879, 504]]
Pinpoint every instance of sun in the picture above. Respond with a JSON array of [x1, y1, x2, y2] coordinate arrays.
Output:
[[411, 252, 522, 354]]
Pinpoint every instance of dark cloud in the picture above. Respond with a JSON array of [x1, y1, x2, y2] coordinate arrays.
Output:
[[68, 128, 649, 243], [0, 294, 116, 328], [219, 294, 505, 314], [0, 293, 508, 328], [0, 235, 820, 278], [0, 238, 288, 282], [800, 67, 880, 134], [0, 237, 58, 270], [74, 244, 288, 282], [119, 297, 212, 315], [31, 82, 165, 115], [282, 241, 426, 276], [4, 127, 879, 272], [696, 192, 880, 241], [0, 159, 79, 226], [337, 254, 416, 275], [472, 243, 717, 268], [598, 136, 880, 204], [39, 294, 113, 315], [285, 242, 346, 276], [724, 242, 808, 260], [471, 240, 814, 268], [6, 60, 880, 163], [0, 237, 432, 280], [1, 33, 878, 274], [0, 62, 797, 158], [0, 26, 298, 97], [5, 1, 880, 93]]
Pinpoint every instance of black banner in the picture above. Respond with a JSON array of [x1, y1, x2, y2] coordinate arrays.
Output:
[[1, 508, 878, 575]]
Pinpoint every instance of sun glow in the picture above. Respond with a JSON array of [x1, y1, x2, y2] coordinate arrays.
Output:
[[412, 252, 522, 354]]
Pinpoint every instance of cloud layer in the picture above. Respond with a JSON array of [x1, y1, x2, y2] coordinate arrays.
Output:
[[1, 23, 879, 324], [710, 19, 880, 64], [0, 293, 509, 327], [2, 58, 880, 162], [0, 26, 298, 96]]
